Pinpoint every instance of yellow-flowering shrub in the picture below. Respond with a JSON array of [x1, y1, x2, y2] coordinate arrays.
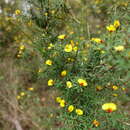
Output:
[[1, 0, 130, 129]]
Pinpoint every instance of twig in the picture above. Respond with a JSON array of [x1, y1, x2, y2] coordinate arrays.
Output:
[[3, 115, 23, 130]]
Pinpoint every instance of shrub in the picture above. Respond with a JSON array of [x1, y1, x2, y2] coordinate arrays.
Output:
[[1, 0, 130, 129]]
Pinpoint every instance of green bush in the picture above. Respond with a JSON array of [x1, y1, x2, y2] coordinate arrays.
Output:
[[33, 0, 130, 129], [1, 0, 130, 129]]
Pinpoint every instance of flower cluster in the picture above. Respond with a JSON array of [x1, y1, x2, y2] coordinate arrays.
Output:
[[56, 97, 84, 116], [17, 45, 25, 58], [16, 87, 34, 100], [64, 40, 78, 52], [91, 38, 104, 43], [106, 20, 120, 32], [102, 103, 117, 113]]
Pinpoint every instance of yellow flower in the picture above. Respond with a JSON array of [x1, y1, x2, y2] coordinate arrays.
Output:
[[19, 45, 25, 50], [101, 50, 105, 54], [75, 109, 83, 115], [48, 79, 54, 86], [112, 93, 118, 97], [68, 105, 74, 112], [58, 34, 66, 40], [45, 59, 52, 66], [114, 20, 120, 28], [122, 87, 126, 91], [91, 38, 103, 43], [76, 42, 79, 46], [17, 54, 21, 58], [15, 9, 21, 15], [106, 25, 116, 32], [64, 44, 73, 52], [78, 79, 88, 87], [56, 97, 62, 103], [20, 92, 25, 96], [114, 45, 124, 51], [61, 70, 67, 77], [66, 81, 73, 88], [50, 113, 53, 117], [60, 100, 65, 107], [112, 85, 118, 90], [51, 10, 55, 14], [92, 119, 100, 127], [73, 46, 78, 52], [67, 58, 74, 62], [44, 12, 48, 16], [28, 87, 34, 91], [102, 103, 117, 113], [48, 43, 54, 49], [16, 96, 21, 100]]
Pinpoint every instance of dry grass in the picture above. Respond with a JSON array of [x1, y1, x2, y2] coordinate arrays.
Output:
[[0, 47, 60, 130]]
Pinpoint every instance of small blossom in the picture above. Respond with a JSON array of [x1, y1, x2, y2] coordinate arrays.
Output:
[[112, 93, 118, 97], [78, 79, 88, 87], [73, 46, 78, 52], [48, 43, 54, 50], [17, 54, 21, 58], [67, 58, 74, 62], [61, 70, 67, 77], [50, 113, 53, 117], [122, 87, 126, 91], [16, 95, 21, 100], [75, 109, 83, 115], [114, 45, 124, 51], [45, 59, 52, 66], [112, 85, 118, 90], [106, 25, 116, 32], [66, 81, 73, 88], [56, 97, 62, 103], [68, 105, 74, 112], [91, 38, 103, 43], [19, 45, 25, 50], [64, 44, 73, 52], [75, 42, 79, 46], [28, 87, 34, 91], [58, 34, 66, 40], [51, 10, 55, 14], [92, 119, 100, 127], [60, 100, 65, 107], [15, 9, 21, 15], [101, 50, 105, 54], [114, 20, 120, 28], [102, 103, 117, 113], [20, 92, 25, 96], [44, 12, 48, 16], [48, 79, 54, 86]]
